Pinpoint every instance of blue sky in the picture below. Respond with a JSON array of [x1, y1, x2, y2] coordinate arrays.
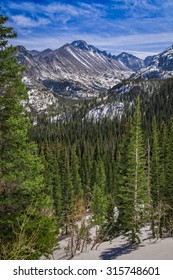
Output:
[[2, 0, 173, 58]]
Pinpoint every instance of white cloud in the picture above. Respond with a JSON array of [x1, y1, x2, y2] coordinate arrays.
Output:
[[5, 1, 173, 59], [7, 1, 173, 36], [11, 15, 50, 27], [112, 0, 173, 18], [92, 32, 173, 48], [8, 1, 105, 23]]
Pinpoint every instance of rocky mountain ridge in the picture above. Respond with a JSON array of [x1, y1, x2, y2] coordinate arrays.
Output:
[[16, 40, 132, 100], [132, 45, 173, 79], [16, 41, 173, 115]]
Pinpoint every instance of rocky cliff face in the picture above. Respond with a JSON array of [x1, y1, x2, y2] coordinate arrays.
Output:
[[16, 42, 173, 116], [16, 40, 132, 102], [133, 45, 173, 79]]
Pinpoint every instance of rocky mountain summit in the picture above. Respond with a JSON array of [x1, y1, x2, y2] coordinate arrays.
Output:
[[117, 52, 145, 72], [16, 40, 131, 102], [16, 42, 173, 114], [133, 45, 173, 79]]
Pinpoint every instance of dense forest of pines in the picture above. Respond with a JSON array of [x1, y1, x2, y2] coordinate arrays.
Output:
[[30, 95, 173, 247], [1, 13, 173, 259]]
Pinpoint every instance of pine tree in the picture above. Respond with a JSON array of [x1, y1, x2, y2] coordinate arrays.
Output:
[[52, 142, 63, 223], [164, 118, 173, 234], [150, 117, 164, 237], [151, 117, 162, 205], [116, 117, 132, 204], [40, 141, 62, 226], [118, 96, 148, 244], [0, 14, 57, 259], [90, 160, 108, 226], [58, 145, 75, 233], [80, 151, 93, 199], [70, 144, 83, 199]]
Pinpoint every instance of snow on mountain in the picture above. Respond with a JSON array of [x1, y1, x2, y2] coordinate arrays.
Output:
[[83, 78, 162, 122], [71, 40, 116, 59], [133, 45, 173, 79], [144, 55, 155, 67], [48, 40, 131, 82], [117, 52, 145, 71], [16, 41, 173, 115], [16, 46, 41, 77], [110, 79, 160, 96], [71, 40, 91, 51], [85, 102, 124, 121], [21, 76, 59, 112], [150, 45, 173, 70], [16, 41, 132, 104]]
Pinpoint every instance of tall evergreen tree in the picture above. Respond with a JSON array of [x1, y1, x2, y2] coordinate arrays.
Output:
[[70, 144, 83, 199], [58, 145, 75, 233], [118, 97, 148, 244], [151, 117, 162, 205], [90, 160, 108, 226], [164, 118, 173, 233], [0, 14, 57, 259], [150, 117, 164, 237]]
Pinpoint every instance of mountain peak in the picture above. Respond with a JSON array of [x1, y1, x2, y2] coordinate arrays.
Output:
[[164, 44, 173, 52], [30, 50, 40, 56], [71, 40, 89, 50], [118, 52, 129, 56], [71, 40, 111, 58], [117, 52, 144, 71], [39, 48, 53, 56], [117, 52, 139, 59]]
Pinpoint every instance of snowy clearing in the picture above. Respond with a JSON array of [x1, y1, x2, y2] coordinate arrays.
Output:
[[72, 237, 173, 260], [51, 233, 173, 260]]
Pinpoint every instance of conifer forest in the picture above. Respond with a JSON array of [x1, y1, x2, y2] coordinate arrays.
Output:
[[1, 12, 173, 260]]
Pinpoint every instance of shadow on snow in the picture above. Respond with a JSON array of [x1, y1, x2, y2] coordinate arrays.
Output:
[[100, 243, 139, 260]]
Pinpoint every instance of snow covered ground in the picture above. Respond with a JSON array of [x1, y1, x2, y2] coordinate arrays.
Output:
[[72, 236, 173, 260], [50, 229, 173, 260]]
